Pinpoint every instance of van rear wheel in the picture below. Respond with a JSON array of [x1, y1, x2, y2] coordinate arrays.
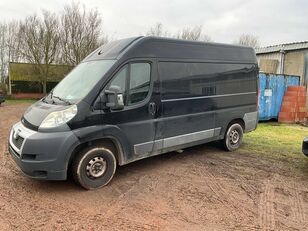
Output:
[[223, 123, 244, 151], [71, 146, 117, 190]]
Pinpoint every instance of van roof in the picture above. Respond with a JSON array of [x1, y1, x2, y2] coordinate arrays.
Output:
[[84, 36, 257, 63]]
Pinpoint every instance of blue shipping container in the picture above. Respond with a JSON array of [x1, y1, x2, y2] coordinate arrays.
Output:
[[258, 73, 300, 121]]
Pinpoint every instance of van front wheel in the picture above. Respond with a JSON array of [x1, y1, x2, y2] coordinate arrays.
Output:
[[223, 123, 244, 151], [71, 146, 117, 190]]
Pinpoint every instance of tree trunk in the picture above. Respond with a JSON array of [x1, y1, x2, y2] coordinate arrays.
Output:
[[42, 81, 47, 94]]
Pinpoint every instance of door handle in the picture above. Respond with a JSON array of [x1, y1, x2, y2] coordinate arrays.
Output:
[[148, 102, 156, 115]]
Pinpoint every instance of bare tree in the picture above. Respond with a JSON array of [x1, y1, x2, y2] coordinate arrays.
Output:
[[6, 21, 23, 63], [0, 3, 105, 92], [176, 25, 212, 42], [0, 23, 7, 83], [234, 34, 260, 48], [60, 2, 104, 66], [0, 21, 22, 83], [19, 11, 60, 93], [146, 22, 170, 37], [146, 24, 212, 42]]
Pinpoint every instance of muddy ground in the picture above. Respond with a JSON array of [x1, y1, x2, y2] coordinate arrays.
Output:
[[0, 104, 308, 230]]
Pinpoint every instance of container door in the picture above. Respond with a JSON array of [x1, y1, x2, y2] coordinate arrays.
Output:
[[274, 75, 285, 118], [258, 73, 267, 120], [259, 74, 277, 120], [258, 73, 300, 121]]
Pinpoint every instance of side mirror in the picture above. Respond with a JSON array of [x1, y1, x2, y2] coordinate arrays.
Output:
[[105, 85, 124, 110]]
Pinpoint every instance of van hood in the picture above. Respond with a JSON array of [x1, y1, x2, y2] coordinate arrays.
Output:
[[22, 101, 71, 130]]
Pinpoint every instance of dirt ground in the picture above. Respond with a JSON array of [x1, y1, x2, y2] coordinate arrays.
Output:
[[0, 104, 308, 230]]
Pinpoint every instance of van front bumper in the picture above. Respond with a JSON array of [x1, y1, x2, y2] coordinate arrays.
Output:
[[8, 122, 79, 180]]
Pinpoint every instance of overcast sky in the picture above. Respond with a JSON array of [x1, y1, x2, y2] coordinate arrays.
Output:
[[0, 0, 307, 47]]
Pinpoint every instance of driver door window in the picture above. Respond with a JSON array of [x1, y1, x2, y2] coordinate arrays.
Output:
[[108, 65, 128, 104], [128, 63, 151, 105], [108, 62, 151, 106]]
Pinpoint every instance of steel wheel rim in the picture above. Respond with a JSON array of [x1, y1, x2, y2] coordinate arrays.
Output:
[[86, 157, 107, 178], [229, 129, 240, 145]]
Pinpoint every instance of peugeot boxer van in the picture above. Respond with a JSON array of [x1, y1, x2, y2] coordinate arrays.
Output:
[[9, 37, 258, 189]]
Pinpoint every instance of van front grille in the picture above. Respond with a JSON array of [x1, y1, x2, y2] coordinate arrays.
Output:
[[12, 131, 24, 150]]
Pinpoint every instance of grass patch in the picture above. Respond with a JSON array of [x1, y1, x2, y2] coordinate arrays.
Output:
[[242, 122, 308, 159], [3, 99, 36, 105]]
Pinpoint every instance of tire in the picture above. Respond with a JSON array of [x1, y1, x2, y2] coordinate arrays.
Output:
[[71, 146, 117, 190], [223, 123, 244, 151]]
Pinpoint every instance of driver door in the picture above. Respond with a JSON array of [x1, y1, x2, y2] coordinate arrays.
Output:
[[101, 60, 160, 159]]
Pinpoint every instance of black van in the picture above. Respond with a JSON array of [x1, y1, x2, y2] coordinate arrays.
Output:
[[9, 37, 258, 189]]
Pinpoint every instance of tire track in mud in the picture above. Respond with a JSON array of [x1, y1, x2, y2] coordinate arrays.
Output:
[[263, 179, 308, 230], [189, 160, 252, 223], [218, 158, 261, 203], [0, 189, 32, 230], [258, 179, 275, 231], [101, 178, 168, 230], [292, 183, 306, 228], [195, 158, 257, 206], [175, 157, 259, 230]]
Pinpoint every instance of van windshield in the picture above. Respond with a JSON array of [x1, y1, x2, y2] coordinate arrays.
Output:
[[51, 60, 116, 102]]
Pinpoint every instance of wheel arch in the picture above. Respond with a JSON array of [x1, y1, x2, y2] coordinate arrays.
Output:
[[227, 118, 245, 131], [222, 118, 245, 138], [68, 125, 133, 168], [68, 136, 126, 171]]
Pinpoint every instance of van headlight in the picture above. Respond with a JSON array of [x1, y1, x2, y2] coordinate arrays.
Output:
[[40, 105, 78, 129]]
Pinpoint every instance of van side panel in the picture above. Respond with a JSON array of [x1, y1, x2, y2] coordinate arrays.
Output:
[[158, 61, 257, 151], [159, 62, 257, 100], [214, 63, 258, 136]]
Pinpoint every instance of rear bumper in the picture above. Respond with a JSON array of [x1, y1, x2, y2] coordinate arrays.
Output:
[[302, 137, 308, 157], [243, 111, 258, 132], [8, 122, 79, 180]]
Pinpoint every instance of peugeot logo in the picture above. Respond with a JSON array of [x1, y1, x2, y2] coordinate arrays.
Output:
[[13, 129, 21, 140]]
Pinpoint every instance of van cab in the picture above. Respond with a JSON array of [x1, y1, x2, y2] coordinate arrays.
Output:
[[9, 36, 259, 189]]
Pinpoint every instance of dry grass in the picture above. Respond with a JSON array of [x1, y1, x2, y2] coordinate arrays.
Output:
[[241, 122, 308, 163]]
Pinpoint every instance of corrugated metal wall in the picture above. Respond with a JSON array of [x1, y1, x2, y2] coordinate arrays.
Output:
[[257, 52, 283, 74]]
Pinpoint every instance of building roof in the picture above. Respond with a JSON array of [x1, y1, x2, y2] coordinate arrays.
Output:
[[256, 41, 308, 54]]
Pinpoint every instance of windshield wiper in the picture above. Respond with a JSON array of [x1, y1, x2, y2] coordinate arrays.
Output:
[[52, 95, 72, 105], [42, 91, 55, 104]]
